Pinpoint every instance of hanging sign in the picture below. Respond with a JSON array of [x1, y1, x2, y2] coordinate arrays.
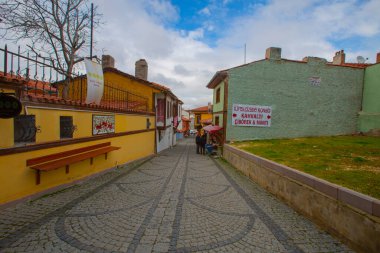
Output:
[[232, 104, 272, 127], [0, 93, 22, 118], [85, 58, 104, 105]]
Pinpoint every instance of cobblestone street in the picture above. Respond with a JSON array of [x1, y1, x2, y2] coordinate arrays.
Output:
[[0, 138, 353, 253]]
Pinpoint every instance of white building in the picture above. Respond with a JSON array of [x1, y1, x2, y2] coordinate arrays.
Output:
[[133, 59, 183, 153], [154, 86, 182, 153]]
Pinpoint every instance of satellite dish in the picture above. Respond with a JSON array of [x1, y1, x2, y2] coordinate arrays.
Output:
[[357, 56, 365, 63]]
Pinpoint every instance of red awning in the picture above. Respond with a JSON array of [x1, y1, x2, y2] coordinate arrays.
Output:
[[203, 125, 223, 134]]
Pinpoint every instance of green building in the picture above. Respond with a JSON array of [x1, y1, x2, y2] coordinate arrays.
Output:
[[207, 47, 379, 142], [359, 62, 380, 133]]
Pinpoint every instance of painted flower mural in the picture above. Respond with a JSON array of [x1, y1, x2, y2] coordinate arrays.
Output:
[[92, 115, 115, 135]]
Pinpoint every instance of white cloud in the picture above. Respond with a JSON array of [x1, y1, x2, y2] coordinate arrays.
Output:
[[199, 7, 211, 16], [144, 0, 179, 23], [312, 0, 380, 38], [3, 0, 377, 109], [217, 0, 380, 62], [89, 0, 379, 108]]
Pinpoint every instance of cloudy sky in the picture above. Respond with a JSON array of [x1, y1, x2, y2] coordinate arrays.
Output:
[[3, 0, 380, 109], [90, 0, 380, 109]]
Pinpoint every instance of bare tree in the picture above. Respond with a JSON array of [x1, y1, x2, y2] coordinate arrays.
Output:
[[0, 0, 101, 98]]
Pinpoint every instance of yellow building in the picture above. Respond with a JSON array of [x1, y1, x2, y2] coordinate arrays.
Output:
[[189, 105, 212, 129], [0, 51, 176, 205]]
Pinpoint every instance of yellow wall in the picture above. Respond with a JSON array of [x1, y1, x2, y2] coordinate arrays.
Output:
[[104, 72, 159, 112], [0, 132, 154, 204], [0, 107, 156, 145], [0, 67, 163, 205], [0, 118, 13, 148], [67, 72, 160, 112], [0, 88, 19, 147], [201, 112, 212, 121], [0, 107, 156, 205], [0, 67, 164, 204], [194, 111, 212, 127]]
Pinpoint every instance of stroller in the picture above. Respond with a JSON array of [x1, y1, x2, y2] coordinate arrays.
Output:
[[205, 144, 217, 155]]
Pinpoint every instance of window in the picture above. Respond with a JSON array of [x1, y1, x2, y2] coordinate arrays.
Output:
[[156, 99, 165, 124], [216, 88, 221, 103], [60, 116, 74, 139], [14, 115, 37, 144], [173, 103, 177, 117], [167, 101, 170, 118], [196, 114, 201, 124], [215, 116, 220, 126]]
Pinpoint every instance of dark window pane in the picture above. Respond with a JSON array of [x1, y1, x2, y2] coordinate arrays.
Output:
[[60, 116, 73, 139], [14, 115, 36, 143], [216, 88, 221, 103], [215, 116, 220, 126]]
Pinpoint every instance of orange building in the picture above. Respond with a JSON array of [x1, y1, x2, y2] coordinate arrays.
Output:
[[189, 105, 212, 129]]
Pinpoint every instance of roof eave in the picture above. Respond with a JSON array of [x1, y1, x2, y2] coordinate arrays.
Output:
[[206, 71, 228, 89]]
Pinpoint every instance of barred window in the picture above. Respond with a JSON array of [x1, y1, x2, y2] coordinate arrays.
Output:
[[14, 115, 36, 144], [60, 116, 74, 139]]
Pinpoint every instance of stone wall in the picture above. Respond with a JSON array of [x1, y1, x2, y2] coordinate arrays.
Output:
[[223, 144, 380, 253]]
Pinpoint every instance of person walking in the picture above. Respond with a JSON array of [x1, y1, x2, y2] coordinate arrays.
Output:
[[195, 130, 201, 154], [200, 129, 207, 155]]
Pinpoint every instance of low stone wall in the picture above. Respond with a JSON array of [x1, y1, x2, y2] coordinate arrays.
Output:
[[223, 144, 380, 253]]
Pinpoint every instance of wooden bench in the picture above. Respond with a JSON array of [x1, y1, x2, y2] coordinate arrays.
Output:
[[26, 142, 120, 185]]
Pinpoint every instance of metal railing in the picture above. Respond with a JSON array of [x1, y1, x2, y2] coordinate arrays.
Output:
[[1, 45, 149, 112]]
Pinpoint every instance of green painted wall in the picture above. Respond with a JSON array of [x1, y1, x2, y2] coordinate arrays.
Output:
[[213, 81, 224, 113], [226, 59, 364, 141], [213, 113, 223, 127], [358, 63, 380, 132], [212, 81, 224, 127]]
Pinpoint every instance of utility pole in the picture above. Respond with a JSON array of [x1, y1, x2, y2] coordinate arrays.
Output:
[[90, 3, 94, 58], [244, 43, 247, 64]]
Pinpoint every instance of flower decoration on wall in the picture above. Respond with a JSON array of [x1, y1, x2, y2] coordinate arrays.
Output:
[[93, 115, 115, 135]]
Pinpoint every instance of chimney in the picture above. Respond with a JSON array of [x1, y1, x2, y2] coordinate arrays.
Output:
[[265, 47, 281, 60], [303, 57, 327, 65], [135, 59, 148, 81], [102, 55, 115, 69], [377, 52, 380, 63], [332, 50, 345, 65]]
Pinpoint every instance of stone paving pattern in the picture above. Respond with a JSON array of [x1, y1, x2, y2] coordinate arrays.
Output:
[[0, 138, 354, 252]]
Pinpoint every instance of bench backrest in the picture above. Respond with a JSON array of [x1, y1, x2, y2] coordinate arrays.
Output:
[[27, 142, 111, 166]]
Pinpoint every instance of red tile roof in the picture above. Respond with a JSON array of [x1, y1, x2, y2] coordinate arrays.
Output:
[[337, 63, 371, 69], [190, 106, 209, 112], [0, 71, 58, 96], [207, 57, 372, 89]]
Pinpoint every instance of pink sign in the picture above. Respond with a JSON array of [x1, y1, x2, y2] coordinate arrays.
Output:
[[232, 104, 272, 127]]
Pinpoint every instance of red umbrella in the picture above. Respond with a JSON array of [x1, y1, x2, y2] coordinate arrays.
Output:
[[203, 125, 223, 134]]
